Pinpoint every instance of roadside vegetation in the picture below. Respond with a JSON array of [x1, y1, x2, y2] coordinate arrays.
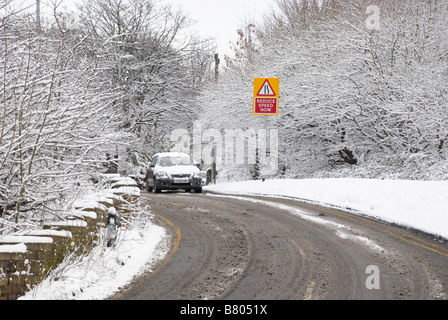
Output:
[[1, 0, 447, 235], [199, 0, 448, 181]]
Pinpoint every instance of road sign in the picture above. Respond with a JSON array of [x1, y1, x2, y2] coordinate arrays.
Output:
[[253, 78, 279, 115]]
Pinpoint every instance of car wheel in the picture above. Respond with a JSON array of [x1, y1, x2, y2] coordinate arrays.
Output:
[[146, 178, 153, 192], [194, 187, 202, 193], [153, 179, 161, 193]]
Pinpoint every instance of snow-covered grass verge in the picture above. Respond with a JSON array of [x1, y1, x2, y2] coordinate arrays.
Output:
[[204, 178, 448, 240], [19, 207, 169, 300]]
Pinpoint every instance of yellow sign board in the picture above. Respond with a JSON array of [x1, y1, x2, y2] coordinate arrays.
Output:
[[253, 78, 279, 115]]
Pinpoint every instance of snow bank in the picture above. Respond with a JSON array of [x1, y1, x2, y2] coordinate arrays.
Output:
[[17, 229, 72, 238], [45, 220, 88, 228], [84, 193, 115, 206], [19, 218, 168, 300], [204, 178, 448, 239], [111, 177, 138, 188], [0, 235, 53, 244], [111, 186, 141, 196], [0, 243, 27, 253], [69, 209, 97, 220], [72, 199, 108, 212], [0, 174, 167, 300]]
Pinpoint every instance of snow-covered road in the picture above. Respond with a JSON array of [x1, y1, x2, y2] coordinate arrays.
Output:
[[116, 190, 448, 300], [19, 178, 448, 300]]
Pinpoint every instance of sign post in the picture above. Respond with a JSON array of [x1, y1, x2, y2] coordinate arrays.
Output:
[[253, 78, 279, 179]]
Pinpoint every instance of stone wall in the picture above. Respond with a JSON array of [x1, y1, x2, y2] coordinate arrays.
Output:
[[0, 175, 140, 300]]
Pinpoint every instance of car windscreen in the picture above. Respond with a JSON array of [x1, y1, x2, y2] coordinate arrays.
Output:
[[159, 156, 192, 167]]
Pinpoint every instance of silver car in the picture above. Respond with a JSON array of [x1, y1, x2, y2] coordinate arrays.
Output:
[[145, 152, 202, 193]]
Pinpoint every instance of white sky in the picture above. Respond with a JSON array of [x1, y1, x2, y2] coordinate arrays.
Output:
[[17, 0, 278, 55], [164, 0, 277, 54]]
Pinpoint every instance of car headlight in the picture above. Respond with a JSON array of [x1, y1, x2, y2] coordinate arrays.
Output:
[[193, 172, 201, 179], [156, 171, 169, 179]]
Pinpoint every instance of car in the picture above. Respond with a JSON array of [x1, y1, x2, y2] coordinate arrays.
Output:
[[145, 152, 202, 193]]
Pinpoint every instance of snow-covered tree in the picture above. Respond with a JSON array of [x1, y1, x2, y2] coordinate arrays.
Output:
[[198, 0, 448, 180], [0, 4, 121, 232], [77, 0, 215, 168], [1, 0, 215, 232]]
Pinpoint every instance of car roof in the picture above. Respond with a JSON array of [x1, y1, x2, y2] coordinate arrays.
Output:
[[153, 152, 190, 158]]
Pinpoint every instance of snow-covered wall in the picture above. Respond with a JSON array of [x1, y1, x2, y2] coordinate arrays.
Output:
[[0, 175, 140, 300]]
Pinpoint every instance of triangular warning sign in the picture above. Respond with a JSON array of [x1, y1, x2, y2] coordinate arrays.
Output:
[[256, 79, 276, 96]]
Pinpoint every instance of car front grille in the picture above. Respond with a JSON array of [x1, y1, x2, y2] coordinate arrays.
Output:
[[171, 174, 191, 178]]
